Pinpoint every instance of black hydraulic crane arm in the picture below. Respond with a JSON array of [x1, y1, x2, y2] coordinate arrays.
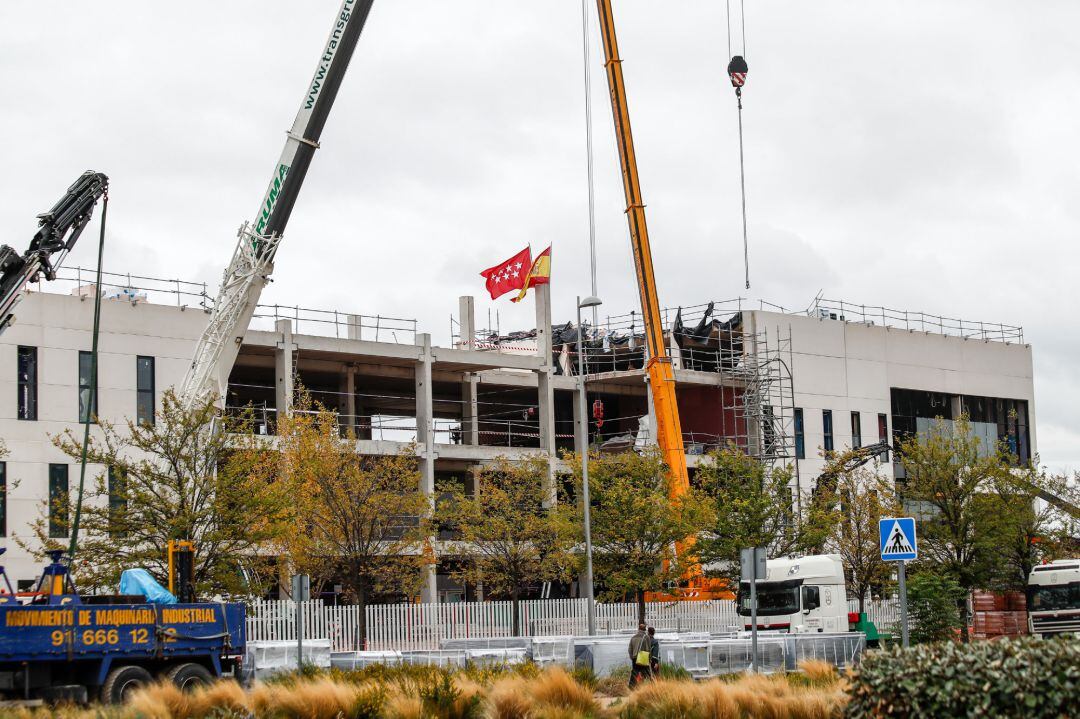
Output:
[[814, 440, 892, 498], [0, 171, 109, 334]]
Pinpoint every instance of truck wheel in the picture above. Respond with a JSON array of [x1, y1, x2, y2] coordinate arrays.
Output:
[[101, 665, 154, 704], [166, 663, 214, 691]]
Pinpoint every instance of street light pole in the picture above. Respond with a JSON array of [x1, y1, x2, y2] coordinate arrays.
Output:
[[576, 295, 601, 636]]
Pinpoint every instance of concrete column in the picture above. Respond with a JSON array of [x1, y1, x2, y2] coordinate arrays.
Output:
[[346, 313, 362, 341], [274, 319, 297, 423], [534, 284, 557, 505], [458, 296, 475, 349], [415, 333, 438, 602], [339, 364, 356, 437], [461, 375, 479, 446], [458, 296, 479, 446], [669, 327, 683, 370]]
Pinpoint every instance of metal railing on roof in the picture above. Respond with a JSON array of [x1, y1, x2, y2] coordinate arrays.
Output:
[[808, 298, 1024, 343], [33, 267, 419, 343], [34, 267, 211, 309], [250, 304, 418, 344]]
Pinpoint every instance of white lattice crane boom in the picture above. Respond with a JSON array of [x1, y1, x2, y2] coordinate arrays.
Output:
[[180, 0, 376, 410]]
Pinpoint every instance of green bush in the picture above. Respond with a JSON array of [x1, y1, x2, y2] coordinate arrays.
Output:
[[845, 637, 1080, 718], [907, 570, 964, 643]]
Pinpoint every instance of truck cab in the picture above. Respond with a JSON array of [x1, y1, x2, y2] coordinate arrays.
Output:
[[1027, 559, 1080, 638], [738, 554, 848, 634]]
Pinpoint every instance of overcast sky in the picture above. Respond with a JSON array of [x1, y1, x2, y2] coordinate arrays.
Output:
[[1, 1, 1077, 471]]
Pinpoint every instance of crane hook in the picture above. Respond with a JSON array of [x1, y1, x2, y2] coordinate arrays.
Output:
[[727, 55, 748, 101]]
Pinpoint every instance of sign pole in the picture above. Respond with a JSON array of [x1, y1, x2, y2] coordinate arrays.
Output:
[[750, 566, 758, 672], [898, 560, 909, 648], [742, 546, 765, 672], [295, 591, 303, 671], [879, 517, 916, 649], [292, 574, 310, 670]]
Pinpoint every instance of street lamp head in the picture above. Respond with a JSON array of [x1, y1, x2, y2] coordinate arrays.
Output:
[[579, 296, 603, 309]]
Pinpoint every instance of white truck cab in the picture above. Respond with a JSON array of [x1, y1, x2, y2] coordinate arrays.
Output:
[[738, 554, 848, 633], [1027, 559, 1080, 638]]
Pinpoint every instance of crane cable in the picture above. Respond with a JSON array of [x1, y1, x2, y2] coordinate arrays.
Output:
[[726, 0, 751, 290], [68, 191, 108, 561], [581, 0, 599, 328]]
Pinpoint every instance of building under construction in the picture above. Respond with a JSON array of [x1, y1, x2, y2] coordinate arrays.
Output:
[[0, 270, 1034, 600]]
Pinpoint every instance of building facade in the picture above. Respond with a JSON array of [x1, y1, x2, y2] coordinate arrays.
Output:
[[0, 280, 1035, 599]]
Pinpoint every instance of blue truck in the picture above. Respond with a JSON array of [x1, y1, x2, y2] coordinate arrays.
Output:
[[0, 553, 245, 703]]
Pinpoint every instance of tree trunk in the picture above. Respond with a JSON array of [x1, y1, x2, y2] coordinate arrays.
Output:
[[858, 589, 866, 616], [512, 591, 521, 637], [637, 589, 646, 626], [959, 596, 970, 643]]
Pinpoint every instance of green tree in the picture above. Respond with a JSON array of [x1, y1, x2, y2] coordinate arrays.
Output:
[[897, 416, 1013, 641], [437, 455, 578, 635], [907, 570, 965, 644], [576, 448, 714, 624], [254, 397, 431, 644], [695, 447, 826, 587], [814, 450, 902, 614], [988, 466, 1080, 590], [30, 390, 292, 597]]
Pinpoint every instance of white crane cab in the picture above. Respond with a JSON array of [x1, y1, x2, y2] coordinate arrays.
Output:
[[738, 554, 848, 633]]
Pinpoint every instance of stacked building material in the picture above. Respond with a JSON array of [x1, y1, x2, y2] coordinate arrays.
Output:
[[971, 591, 1028, 639]]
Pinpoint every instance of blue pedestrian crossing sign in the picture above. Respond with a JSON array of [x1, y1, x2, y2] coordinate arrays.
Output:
[[879, 517, 918, 561]]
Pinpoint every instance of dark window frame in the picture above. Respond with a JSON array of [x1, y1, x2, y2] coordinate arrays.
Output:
[[0, 462, 6, 537], [17, 346, 37, 421], [48, 464, 69, 539], [822, 410, 834, 453], [851, 411, 862, 449], [136, 356, 155, 426], [794, 408, 805, 460], [78, 351, 97, 424], [108, 466, 128, 538], [878, 413, 890, 461]]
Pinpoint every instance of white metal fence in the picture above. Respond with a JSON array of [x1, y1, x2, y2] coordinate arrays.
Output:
[[247, 597, 899, 653]]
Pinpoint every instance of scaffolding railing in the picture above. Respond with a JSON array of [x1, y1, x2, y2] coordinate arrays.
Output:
[[31, 267, 421, 343], [808, 298, 1023, 343], [30, 266, 211, 309], [251, 304, 418, 344]]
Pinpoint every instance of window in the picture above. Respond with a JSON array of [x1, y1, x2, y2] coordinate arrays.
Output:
[[78, 351, 97, 423], [822, 410, 834, 452], [794, 408, 805, 460], [108, 466, 127, 538], [48, 464, 68, 538], [878, 413, 890, 461], [851, 411, 862, 449], [17, 346, 37, 420], [0, 462, 6, 537], [136, 356, 155, 426], [762, 405, 776, 454], [738, 580, 800, 616]]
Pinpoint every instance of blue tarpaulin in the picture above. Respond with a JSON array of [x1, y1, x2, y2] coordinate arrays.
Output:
[[119, 568, 177, 604]]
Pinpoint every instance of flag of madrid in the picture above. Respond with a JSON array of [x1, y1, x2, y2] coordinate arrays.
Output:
[[480, 246, 532, 300]]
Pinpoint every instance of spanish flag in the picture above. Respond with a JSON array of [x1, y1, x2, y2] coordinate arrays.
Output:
[[511, 245, 552, 303]]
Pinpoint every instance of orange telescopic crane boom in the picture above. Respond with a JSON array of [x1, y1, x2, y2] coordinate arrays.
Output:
[[593, 0, 690, 498]]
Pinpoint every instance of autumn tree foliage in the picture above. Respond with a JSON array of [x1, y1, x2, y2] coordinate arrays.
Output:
[[437, 456, 578, 635], [694, 447, 828, 587], [31, 390, 292, 597], [254, 397, 431, 643], [575, 448, 714, 624]]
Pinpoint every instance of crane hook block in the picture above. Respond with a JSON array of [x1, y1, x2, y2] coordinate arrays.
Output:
[[727, 55, 748, 89]]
